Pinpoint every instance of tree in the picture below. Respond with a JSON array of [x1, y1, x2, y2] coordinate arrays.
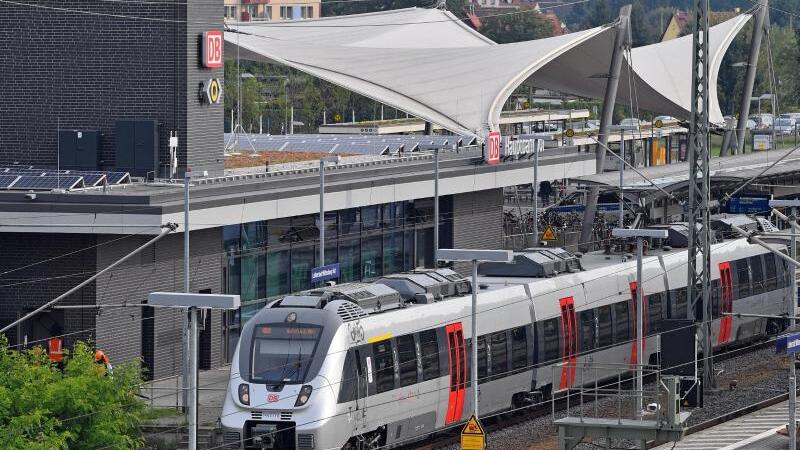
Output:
[[224, 60, 266, 132], [480, 9, 554, 44], [0, 339, 145, 450]]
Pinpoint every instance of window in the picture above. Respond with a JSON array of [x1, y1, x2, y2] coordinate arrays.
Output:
[[764, 253, 777, 291], [711, 279, 721, 319], [280, 5, 293, 19], [749, 255, 765, 295], [579, 310, 594, 352], [383, 231, 404, 275], [671, 288, 688, 319], [542, 318, 560, 362], [266, 250, 290, 297], [419, 330, 439, 381], [250, 324, 321, 384], [372, 340, 395, 393], [490, 332, 508, 379], [477, 336, 488, 383], [397, 335, 417, 387], [613, 301, 629, 344], [510, 327, 527, 370], [338, 238, 360, 283], [647, 293, 664, 335], [290, 245, 316, 292], [596, 306, 613, 348], [735, 259, 751, 299], [361, 235, 383, 280]]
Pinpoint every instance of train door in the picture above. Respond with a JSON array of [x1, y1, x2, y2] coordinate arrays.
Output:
[[445, 323, 466, 424], [629, 282, 646, 367], [718, 262, 733, 344], [559, 297, 577, 389]]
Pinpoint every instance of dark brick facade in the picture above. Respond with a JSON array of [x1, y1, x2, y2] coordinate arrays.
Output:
[[0, 0, 223, 174]]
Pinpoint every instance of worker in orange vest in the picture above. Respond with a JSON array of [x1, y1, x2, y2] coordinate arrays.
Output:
[[94, 350, 113, 376], [48, 338, 64, 369]]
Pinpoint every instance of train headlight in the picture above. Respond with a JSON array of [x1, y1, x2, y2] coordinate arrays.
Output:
[[294, 385, 313, 407], [238, 383, 250, 405]]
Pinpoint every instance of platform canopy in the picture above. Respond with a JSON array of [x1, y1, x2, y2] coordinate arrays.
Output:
[[225, 8, 750, 137]]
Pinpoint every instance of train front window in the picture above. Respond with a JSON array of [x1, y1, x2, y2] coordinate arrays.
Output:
[[250, 324, 321, 384]]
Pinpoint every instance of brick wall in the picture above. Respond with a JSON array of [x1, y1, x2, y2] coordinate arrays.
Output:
[[0, 233, 97, 349], [0, 0, 223, 174], [95, 228, 223, 379]]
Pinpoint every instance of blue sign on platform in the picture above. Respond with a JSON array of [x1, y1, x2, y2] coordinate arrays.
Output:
[[776, 332, 800, 355], [725, 197, 770, 215], [311, 263, 340, 284]]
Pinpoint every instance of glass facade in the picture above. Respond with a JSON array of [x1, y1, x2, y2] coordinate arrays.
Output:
[[222, 199, 443, 359]]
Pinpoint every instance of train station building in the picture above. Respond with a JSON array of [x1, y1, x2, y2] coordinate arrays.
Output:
[[0, 3, 754, 379]]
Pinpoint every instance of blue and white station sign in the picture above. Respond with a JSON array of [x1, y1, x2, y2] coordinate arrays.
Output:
[[776, 332, 800, 355], [311, 263, 340, 284]]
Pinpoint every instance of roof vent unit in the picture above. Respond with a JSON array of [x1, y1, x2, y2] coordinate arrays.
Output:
[[306, 282, 403, 314], [375, 268, 471, 303], [649, 224, 690, 248], [479, 248, 583, 278], [325, 300, 369, 322], [274, 295, 327, 309]]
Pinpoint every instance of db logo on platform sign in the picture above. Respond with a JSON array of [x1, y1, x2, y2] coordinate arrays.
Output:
[[267, 393, 280, 403], [201, 31, 223, 68], [486, 131, 501, 165]]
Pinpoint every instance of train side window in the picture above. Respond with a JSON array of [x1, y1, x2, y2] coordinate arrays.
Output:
[[490, 332, 508, 380], [337, 349, 357, 403], [419, 330, 440, 381], [596, 305, 613, 348], [613, 301, 630, 344], [764, 253, 777, 291], [647, 293, 664, 335], [579, 310, 594, 352], [749, 255, 765, 295], [372, 340, 395, 393], [542, 319, 560, 362], [710, 279, 721, 319], [477, 336, 488, 383], [672, 288, 688, 319], [735, 259, 751, 299], [397, 335, 418, 387], [511, 327, 527, 371]]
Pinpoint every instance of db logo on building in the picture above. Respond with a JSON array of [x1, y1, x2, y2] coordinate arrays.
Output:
[[201, 31, 223, 68], [486, 131, 501, 165], [267, 393, 280, 403]]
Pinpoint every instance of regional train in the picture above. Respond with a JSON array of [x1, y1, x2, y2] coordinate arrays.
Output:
[[220, 231, 794, 450]]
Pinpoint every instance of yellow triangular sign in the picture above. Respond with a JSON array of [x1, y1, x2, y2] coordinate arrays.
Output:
[[542, 226, 557, 241], [461, 415, 485, 450]]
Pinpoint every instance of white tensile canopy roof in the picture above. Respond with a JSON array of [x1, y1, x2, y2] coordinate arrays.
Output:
[[225, 8, 750, 137]]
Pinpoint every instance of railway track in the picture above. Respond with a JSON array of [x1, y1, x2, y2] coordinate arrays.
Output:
[[401, 339, 779, 450]]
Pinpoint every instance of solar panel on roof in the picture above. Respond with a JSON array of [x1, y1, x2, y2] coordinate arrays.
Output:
[[106, 172, 131, 184], [66, 171, 106, 186], [9, 175, 83, 190], [0, 175, 19, 188]]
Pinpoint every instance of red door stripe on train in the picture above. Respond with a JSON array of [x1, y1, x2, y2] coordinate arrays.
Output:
[[559, 296, 577, 389], [629, 282, 646, 369], [445, 323, 466, 424], [718, 262, 733, 344]]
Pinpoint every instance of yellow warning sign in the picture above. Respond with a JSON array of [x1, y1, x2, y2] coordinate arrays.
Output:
[[461, 415, 485, 450], [542, 226, 557, 241], [564, 128, 575, 138]]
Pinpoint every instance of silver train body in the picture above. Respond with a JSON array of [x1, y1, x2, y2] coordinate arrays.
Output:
[[221, 237, 793, 449]]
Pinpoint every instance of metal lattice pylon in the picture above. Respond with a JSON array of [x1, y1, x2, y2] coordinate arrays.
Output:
[[686, 0, 714, 389]]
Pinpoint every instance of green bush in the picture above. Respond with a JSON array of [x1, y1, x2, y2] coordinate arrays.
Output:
[[0, 338, 145, 450]]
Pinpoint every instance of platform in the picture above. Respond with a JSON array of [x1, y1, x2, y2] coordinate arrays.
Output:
[[652, 400, 798, 450]]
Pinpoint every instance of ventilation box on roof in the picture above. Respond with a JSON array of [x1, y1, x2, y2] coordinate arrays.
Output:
[[479, 248, 583, 278], [376, 268, 471, 304]]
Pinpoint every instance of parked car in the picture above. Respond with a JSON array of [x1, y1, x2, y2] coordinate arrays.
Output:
[[750, 113, 774, 129], [653, 115, 677, 125], [773, 118, 797, 136], [618, 118, 643, 129]]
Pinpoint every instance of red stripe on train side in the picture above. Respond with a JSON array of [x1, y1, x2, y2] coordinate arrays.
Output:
[[629, 282, 646, 369], [718, 262, 733, 344]]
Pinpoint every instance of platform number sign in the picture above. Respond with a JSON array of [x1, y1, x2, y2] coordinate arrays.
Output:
[[201, 31, 224, 68], [486, 131, 501, 165]]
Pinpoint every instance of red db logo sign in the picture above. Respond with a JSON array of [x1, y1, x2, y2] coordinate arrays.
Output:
[[486, 131, 501, 165], [202, 31, 223, 68], [267, 393, 279, 403]]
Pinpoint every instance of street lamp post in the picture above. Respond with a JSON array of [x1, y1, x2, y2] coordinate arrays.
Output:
[[319, 156, 340, 267], [437, 249, 513, 419], [421, 144, 455, 264], [611, 228, 669, 424], [148, 292, 241, 450]]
